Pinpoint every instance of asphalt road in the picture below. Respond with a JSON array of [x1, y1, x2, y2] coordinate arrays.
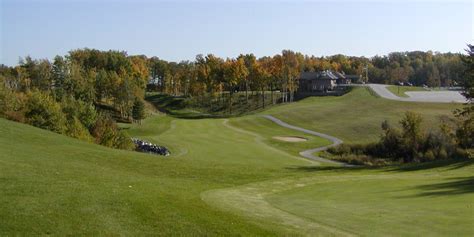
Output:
[[367, 84, 467, 103]]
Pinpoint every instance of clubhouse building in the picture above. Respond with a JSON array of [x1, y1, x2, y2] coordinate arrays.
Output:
[[298, 70, 359, 93]]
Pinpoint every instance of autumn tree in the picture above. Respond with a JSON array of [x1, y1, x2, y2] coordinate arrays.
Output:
[[222, 57, 248, 113], [281, 50, 300, 102], [240, 54, 257, 103], [253, 60, 271, 108]]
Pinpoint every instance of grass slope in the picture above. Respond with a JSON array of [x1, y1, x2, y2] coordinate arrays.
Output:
[[386, 85, 429, 97], [1, 87, 472, 236], [0, 117, 310, 235], [204, 161, 474, 236], [266, 163, 474, 236], [264, 87, 461, 143], [229, 115, 332, 158]]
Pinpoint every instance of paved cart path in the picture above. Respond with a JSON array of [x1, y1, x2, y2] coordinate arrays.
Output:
[[367, 84, 467, 103], [263, 115, 353, 167]]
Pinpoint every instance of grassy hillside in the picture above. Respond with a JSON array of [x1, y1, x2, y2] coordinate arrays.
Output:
[[266, 162, 474, 236], [228, 115, 332, 157], [0, 117, 311, 235], [1, 87, 472, 236], [386, 85, 429, 97], [262, 87, 462, 143], [145, 92, 283, 118]]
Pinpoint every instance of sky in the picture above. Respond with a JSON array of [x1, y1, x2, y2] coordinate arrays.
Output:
[[1, 0, 472, 66]]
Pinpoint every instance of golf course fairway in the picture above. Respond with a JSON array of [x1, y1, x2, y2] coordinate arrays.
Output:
[[1, 87, 472, 236]]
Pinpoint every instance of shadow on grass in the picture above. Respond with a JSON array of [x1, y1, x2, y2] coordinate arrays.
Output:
[[286, 165, 372, 173], [145, 93, 273, 119], [388, 158, 474, 172], [288, 158, 474, 175], [402, 176, 474, 197], [145, 94, 220, 119]]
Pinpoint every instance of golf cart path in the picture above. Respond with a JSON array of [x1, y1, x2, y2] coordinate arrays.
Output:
[[222, 119, 314, 164], [201, 118, 362, 235], [263, 115, 353, 167], [367, 84, 467, 103]]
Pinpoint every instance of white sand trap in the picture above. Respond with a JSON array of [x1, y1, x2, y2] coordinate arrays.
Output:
[[273, 136, 308, 142]]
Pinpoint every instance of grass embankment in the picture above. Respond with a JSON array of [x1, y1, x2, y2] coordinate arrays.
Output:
[[145, 92, 283, 118], [265, 161, 474, 236], [0, 116, 313, 235], [386, 85, 429, 97], [1, 87, 472, 236], [264, 87, 462, 143], [229, 115, 331, 158]]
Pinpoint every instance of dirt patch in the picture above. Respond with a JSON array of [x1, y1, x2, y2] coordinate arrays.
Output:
[[273, 136, 308, 142]]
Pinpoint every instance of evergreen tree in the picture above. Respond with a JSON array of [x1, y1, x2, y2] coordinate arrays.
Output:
[[132, 99, 145, 124]]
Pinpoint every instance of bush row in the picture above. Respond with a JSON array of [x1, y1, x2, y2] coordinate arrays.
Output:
[[0, 86, 134, 150], [326, 111, 472, 165]]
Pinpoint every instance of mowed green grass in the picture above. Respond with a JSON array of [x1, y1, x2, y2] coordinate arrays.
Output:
[[264, 87, 462, 143], [386, 85, 429, 97], [229, 115, 332, 158], [266, 163, 474, 236], [1, 87, 472, 236], [0, 117, 312, 235]]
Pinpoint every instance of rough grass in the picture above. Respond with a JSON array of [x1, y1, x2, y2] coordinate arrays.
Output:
[[386, 85, 429, 97], [264, 87, 462, 143]]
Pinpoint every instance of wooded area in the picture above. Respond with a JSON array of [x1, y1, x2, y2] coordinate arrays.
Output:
[[0, 48, 469, 149]]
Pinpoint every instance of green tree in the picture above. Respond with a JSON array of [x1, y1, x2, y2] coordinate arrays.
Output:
[[25, 90, 66, 134], [66, 117, 93, 142], [91, 115, 133, 150], [132, 99, 146, 124], [400, 111, 424, 161], [461, 44, 474, 101], [454, 44, 474, 148], [52, 55, 68, 100]]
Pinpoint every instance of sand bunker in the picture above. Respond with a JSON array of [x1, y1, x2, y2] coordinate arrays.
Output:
[[272, 136, 308, 142]]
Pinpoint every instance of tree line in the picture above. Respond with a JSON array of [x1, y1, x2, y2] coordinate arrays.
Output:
[[149, 50, 465, 99], [0, 49, 150, 149], [0, 48, 470, 151], [147, 50, 466, 114], [326, 45, 474, 165], [327, 111, 471, 165]]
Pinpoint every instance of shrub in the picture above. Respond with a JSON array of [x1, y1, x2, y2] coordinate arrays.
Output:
[[453, 148, 470, 159], [66, 117, 93, 142], [327, 144, 352, 157], [327, 112, 468, 165], [378, 121, 403, 158], [0, 82, 27, 122], [438, 148, 448, 160], [455, 107, 474, 148], [25, 90, 66, 134], [399, 112, 424, 162], [423, 149, 436, 161], [91, 114, 133, 150], [61, 96, 97, 130]]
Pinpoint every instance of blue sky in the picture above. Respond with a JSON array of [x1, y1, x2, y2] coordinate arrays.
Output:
[[1, 0, 472, 66]]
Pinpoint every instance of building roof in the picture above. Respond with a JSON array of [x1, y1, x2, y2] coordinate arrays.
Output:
[[332, 71, 346, 79], [299, 70, 345, 80]]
